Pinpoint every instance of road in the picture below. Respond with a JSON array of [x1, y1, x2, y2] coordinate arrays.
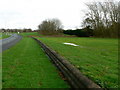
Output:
[[0, 34, 22, 52]]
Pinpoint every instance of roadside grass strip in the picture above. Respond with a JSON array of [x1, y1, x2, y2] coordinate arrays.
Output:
[[36, 37, 118, 88], [0, 33, 11, 39], [2, 37, 69, 88]]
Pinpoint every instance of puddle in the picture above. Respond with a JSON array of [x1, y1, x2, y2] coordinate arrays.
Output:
[[63, 43, 79, 46]]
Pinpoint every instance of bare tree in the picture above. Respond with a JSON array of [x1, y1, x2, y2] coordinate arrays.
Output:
[[38, 18, 63, 35], [82, 0, 119, 38]]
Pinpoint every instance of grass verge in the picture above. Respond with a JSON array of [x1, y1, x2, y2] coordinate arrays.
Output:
[[2, 37, 69, 88], [0, 33, 11, 39]]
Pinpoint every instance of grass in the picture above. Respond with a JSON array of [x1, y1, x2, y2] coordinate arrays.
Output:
[[0, 53, 1, 89], [19, 32, 74, 37], [19, 32, 41, 37], [0, 33, 11, 39], [36, 37, 118, 88], [2, 37, 69, 88]]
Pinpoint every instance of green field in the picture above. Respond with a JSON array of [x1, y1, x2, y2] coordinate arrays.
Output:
[[2, 37, 69, 88], [36, 37, 118, 88], [20, 32, 40, 37]]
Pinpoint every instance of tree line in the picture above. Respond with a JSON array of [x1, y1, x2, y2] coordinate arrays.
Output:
[[63, 26, 93, 37], [37, 1, 119, 38], [0, 28, 33, 33], [82, 0, 120, 38]]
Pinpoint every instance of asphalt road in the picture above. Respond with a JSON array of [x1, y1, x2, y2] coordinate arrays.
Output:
[[0, 34, 22, 52]]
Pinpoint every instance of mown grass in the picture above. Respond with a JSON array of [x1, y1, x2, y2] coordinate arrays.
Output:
[[20, 32, 40, 37], [36, 37, 118, 88], [2, 37, 69, 88]]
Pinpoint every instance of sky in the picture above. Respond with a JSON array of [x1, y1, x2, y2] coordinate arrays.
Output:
[[0, 0, 119, 30]]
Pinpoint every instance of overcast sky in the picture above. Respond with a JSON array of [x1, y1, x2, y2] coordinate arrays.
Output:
[[0, 0, 119, 30]]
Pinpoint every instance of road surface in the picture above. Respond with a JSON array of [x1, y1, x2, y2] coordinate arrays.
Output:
[[0, 34, 22, 52]]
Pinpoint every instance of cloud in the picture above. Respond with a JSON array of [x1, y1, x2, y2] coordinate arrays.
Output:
[[0, 0, 119, 29]]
